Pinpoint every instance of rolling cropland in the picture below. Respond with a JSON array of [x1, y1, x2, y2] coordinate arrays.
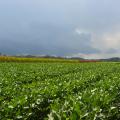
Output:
[[0, 58, 120, 120]]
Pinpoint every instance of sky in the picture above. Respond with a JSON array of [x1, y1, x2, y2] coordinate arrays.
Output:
[[0, 0, 120, 59]]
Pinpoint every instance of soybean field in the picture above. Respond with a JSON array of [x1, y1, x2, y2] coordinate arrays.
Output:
[[0, 62, 120, 120]]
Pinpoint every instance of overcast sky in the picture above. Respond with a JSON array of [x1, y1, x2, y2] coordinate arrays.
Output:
[[0, 0, 120, 59]]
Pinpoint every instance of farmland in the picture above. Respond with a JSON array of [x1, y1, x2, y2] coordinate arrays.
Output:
[[0, 56, 79, 63], [0, 62, 120, 120]]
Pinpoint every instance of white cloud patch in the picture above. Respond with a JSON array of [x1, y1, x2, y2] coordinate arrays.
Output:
[[101, 32, 120, 50], [75, 28, 84, 35], [72, 27, 120, 59], [71, 53, 120, 59], [75, 28, 90, 35], [91, 30, 120, 52]]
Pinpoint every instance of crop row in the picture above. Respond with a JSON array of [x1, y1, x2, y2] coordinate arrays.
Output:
[[0, 62, 120, 119], [0, 56, 79, 63]]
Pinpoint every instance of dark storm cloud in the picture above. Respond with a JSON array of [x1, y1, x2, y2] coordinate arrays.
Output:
[[0, 23, 99, 55]]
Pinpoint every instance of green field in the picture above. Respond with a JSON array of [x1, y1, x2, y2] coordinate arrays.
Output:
[[0, 62, 120, 120], [0, 56, 79, 63]]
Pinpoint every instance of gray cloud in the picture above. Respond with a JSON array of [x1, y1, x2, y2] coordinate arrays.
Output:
[[0, 0, 120, 58], [0, 24, 99, 56]]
